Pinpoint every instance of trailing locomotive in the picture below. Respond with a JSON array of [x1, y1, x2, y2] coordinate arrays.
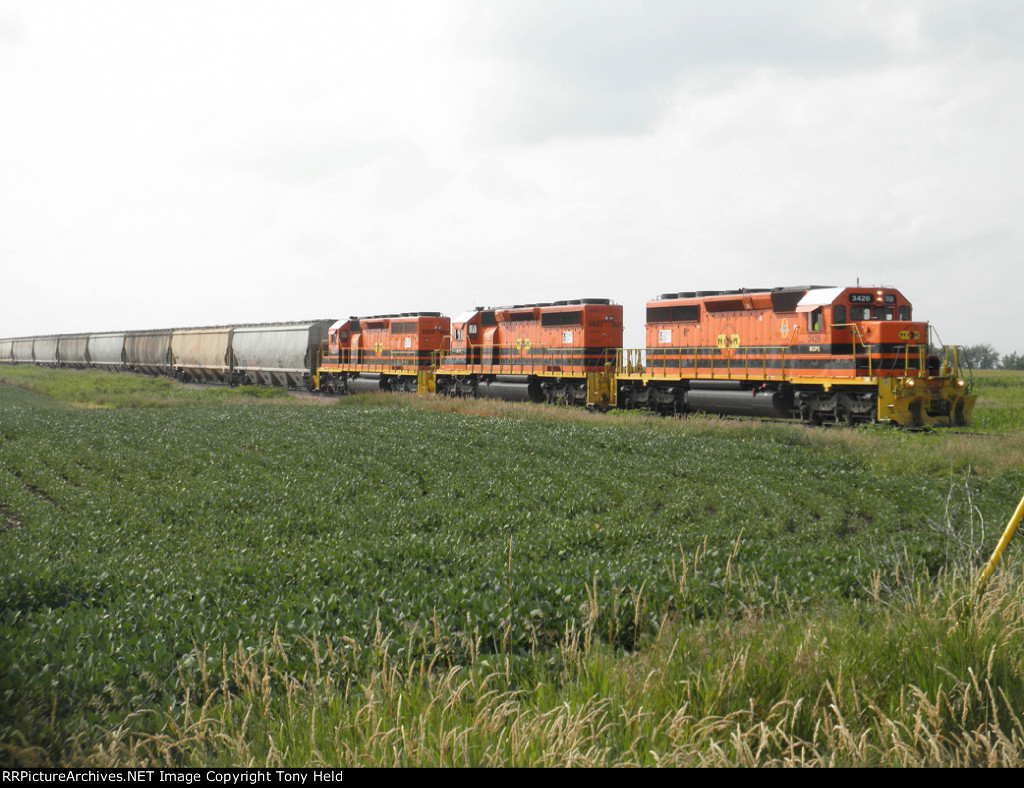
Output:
[[317, 313, 450, 395], [0, 284, 976, 427], [436, 299, 622, 406]]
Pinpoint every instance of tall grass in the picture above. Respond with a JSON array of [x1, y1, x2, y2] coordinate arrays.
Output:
[[0, 366, 290, 408], [972, 370, 1024, 433], [17, 559, 1023, 768], [3, 367, 1023, 766]]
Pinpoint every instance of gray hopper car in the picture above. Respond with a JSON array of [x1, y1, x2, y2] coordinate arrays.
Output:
[[126, 330, 174, 376], [231, 321, 333, 388], [57, 335, 90, 368], [12, 338, 35, 364], [0, 320, 334, 392], [171, 327, 233, 383], [88, 333, 127, 369]]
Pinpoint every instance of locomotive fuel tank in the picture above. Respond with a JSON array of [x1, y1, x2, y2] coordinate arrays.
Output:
[[684, 388, 794, 419], [345, 373, 383, 394], [475, 376, 545, 402]]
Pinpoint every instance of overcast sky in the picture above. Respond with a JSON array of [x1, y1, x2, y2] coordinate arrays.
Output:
[[2, 1, 1022, 352]]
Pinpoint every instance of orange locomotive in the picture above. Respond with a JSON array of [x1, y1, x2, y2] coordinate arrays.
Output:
[[311, 286, 975, 427], [317, 312, 450, 394], [614, 285, 974, 426], [435, 299, 623, 406]]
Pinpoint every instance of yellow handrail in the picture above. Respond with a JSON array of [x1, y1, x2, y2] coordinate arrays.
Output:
[[978, 492, 1024, 593], [632, 345, 795, 380], [438, 343, 611, 376]]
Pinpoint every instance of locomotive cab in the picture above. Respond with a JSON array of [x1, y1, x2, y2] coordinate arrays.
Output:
[[634, 284, 974, 427], [798, 286, 974, 426], [801, 287, 930, 379]]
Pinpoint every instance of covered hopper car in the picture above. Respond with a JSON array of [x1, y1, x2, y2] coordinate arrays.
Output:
[[0, 321, 332, 391], [232, 322, 333, 388]]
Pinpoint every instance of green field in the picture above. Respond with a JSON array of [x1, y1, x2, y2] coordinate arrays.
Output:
[[2, 367, 1024, 766]]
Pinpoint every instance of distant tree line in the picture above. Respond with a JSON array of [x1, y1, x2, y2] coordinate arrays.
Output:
[[962, 344, 1024, 370]]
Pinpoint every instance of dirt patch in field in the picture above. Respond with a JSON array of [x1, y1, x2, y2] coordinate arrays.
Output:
[[288, 390, 339, 405], [1, 504, 22, 532]]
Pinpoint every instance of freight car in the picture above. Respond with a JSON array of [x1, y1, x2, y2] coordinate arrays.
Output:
[[88, 333, 127, 370], [33, 336, 60, 368], [171, 327, 234, 383], [0, 321, 332, 391], [231, 321, 333, 388], [56, 335, 90, 368]]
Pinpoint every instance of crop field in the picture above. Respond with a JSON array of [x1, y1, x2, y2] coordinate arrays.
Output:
[[2, 366, 1024, 766]]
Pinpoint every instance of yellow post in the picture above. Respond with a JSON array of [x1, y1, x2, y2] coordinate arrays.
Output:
[[977, 492, 1024, 593]]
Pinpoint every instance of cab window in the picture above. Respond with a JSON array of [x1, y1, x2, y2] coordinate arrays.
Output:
[[898, 305, 910, 321], [832, 305, 846, 325], [808, 308, 823, 332]]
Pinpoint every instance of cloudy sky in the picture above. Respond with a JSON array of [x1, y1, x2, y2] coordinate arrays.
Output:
[[1, 1, 1022, 352]]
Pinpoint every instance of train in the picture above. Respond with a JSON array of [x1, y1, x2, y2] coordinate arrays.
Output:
[[0, 284, 976, 427]]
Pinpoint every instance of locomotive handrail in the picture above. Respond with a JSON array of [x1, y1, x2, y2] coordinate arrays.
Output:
[[616, 348, 644, 375], [833, 323, 873, 377], [439, 342, 611, 377], [639, 345, 799, 381], [924, 325, 972, 389], [326, 348, 434, 372]]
